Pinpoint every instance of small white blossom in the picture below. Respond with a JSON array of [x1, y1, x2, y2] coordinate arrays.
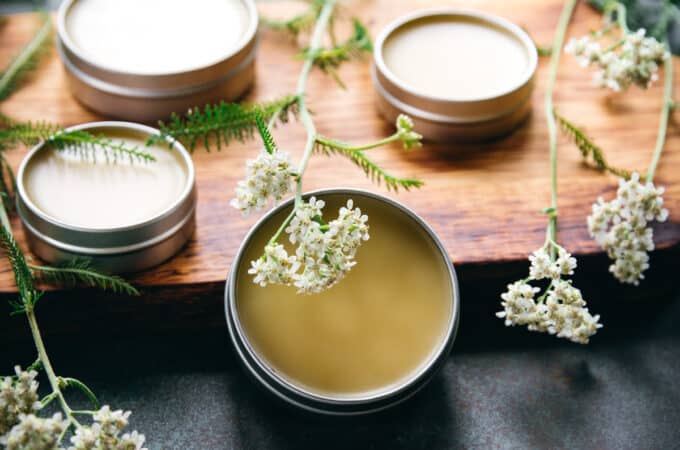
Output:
[[1, 413, 68, 450], [565, 28, 669, 91], [587, 173, 668, 285], [250, 198, 370, 294], [497, 246, 602, 344], [230, 149, 295, 215], [396, 114, 422, 149], [0, 366, 41, 435], [69, 406, 146, 450]]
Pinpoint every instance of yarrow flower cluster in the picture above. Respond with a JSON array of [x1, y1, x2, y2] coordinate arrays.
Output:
[[249, 196, 369, 294], [0, 413, 68, 450], [565, 28, 669, 91], [587, 173, 668, 285], [0, 366, 41, 436], [497, 244, 602, 344], [68, 406, 146, 450], [230, 149, 296, 215]]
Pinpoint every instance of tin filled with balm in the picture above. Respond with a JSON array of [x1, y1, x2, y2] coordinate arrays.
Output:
[[373, 9, 538, 141], [56, 0, 259, 122], [16, 122, 196, 273], [226, 189, 459, 415]]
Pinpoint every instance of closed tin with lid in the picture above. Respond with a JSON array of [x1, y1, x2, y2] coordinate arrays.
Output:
[[56, 0, 259, 122], [373, 9, 538, 142]]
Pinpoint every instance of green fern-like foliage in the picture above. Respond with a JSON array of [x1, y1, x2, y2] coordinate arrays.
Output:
[[0, 121, 155, 162], [260, 0, 326, 38], [0, 13, 52, 101], [302, 19, 373, 88], [255, 112, 277, 154], [314, 138, 424, 191], [555, 112, 633, 179], [29, 258, 140, 296], [0, 205, 41, 313], [150, 95, 299, 151]]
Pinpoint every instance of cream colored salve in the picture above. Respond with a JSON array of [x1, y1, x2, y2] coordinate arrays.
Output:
[[23, 130, 188, 229], [383, 17, 530, 99], [65, 0, 249, 74], [236, 195, 453, 399]]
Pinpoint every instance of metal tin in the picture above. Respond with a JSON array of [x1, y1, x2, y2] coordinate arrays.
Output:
[[225, 189, 460, 415], [16, 121, 197, 274], [56, 0, 259, 122], [372, 9, 538, 142]]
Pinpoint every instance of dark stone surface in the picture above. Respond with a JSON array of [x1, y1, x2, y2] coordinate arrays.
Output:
[[2, 296, 680, 450]]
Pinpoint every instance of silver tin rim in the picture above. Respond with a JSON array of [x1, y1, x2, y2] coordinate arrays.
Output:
[[225, 188, 460, 415], [16, 121, 196, 257], [372, 8, 537, 141], [57, 0, 259, 79], [374, 8, 538, 104]]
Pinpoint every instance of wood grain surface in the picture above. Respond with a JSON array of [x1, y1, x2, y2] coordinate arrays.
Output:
[[1, 0, 679, 336]]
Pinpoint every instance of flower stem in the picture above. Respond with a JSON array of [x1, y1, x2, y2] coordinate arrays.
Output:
[[604, 1, 629, 34], [26, 306, 80, 429], [315, 133, 400, 152], [646, 52, 674, 183], [293, 0, 336, 207], [545, 0, 578, 256]]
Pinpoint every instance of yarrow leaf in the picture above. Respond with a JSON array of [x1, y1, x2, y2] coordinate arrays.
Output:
[[555, 111, 634, 178], [29, 258, 141, 296], [150, 95, 300, 152], [0, 13, 52, 101]]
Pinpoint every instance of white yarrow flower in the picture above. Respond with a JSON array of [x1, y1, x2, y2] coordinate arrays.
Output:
[[587, 173, 668, 284], [0, 366, 41, 436], [250, 197, 370, 294], [1, 413, 68, 450], [497, 245, 602, 344], [230, 149, 295, 215], [565, 27, 669, 91]]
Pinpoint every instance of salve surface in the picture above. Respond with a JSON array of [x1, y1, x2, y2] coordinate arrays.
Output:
[[65, 0, 250, 74], [383, 17, 530, 99], [23, 129, 188, 229], [236, 195, 453, 398]]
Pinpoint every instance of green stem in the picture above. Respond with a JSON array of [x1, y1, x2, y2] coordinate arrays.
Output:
[[268, 208, 297, 245], [26, 307, 81, 428], [0, 15, 51, 100], [545, 0, 577, 257], [646, 52, 674, 182], [293, 0, 336, 207], [604, 1, 629, 33], [315, 133, 400, 152]]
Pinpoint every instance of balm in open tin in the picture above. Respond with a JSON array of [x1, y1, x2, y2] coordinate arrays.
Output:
[[56, 0, 259, 122], [16, 122, 197, 274], [373, 9, 538, 141], [226, 189, 459, 415]]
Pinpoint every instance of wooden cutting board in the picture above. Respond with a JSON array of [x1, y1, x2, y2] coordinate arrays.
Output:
[[1, 0, 679, 337]]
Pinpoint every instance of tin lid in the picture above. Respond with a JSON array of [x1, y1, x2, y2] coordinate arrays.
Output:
[[56, 0, 258, 94], [16, 122, 196, 256], [373, 9, 537, 140]]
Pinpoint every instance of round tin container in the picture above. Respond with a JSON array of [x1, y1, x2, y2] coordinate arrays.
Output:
[[373, 9, 537, 142], [56, 0, 259, 122], [225, 189, 460, 415], [16, 122, 197, 274]]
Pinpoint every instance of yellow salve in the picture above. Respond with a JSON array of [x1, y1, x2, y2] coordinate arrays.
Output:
[[236, 194, 453, 399], [383, 16, 531, 100]]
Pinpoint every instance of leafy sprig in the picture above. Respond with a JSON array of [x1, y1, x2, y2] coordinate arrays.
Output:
[[260, 0, 326, 38], [0, 13, 52, 101], [0, 213, 39, 314], [302, 19, 373, 88], [29, 258, 140, 296], [149, 95, 299, 151], [555, 111, 634, 178]]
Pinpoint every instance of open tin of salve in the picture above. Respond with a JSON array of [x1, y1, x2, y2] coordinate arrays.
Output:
[[373, 9, 537, 141], [226, 189, 459, 415], [16, 122, 196, 273], [56, 0, 258, 121]]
